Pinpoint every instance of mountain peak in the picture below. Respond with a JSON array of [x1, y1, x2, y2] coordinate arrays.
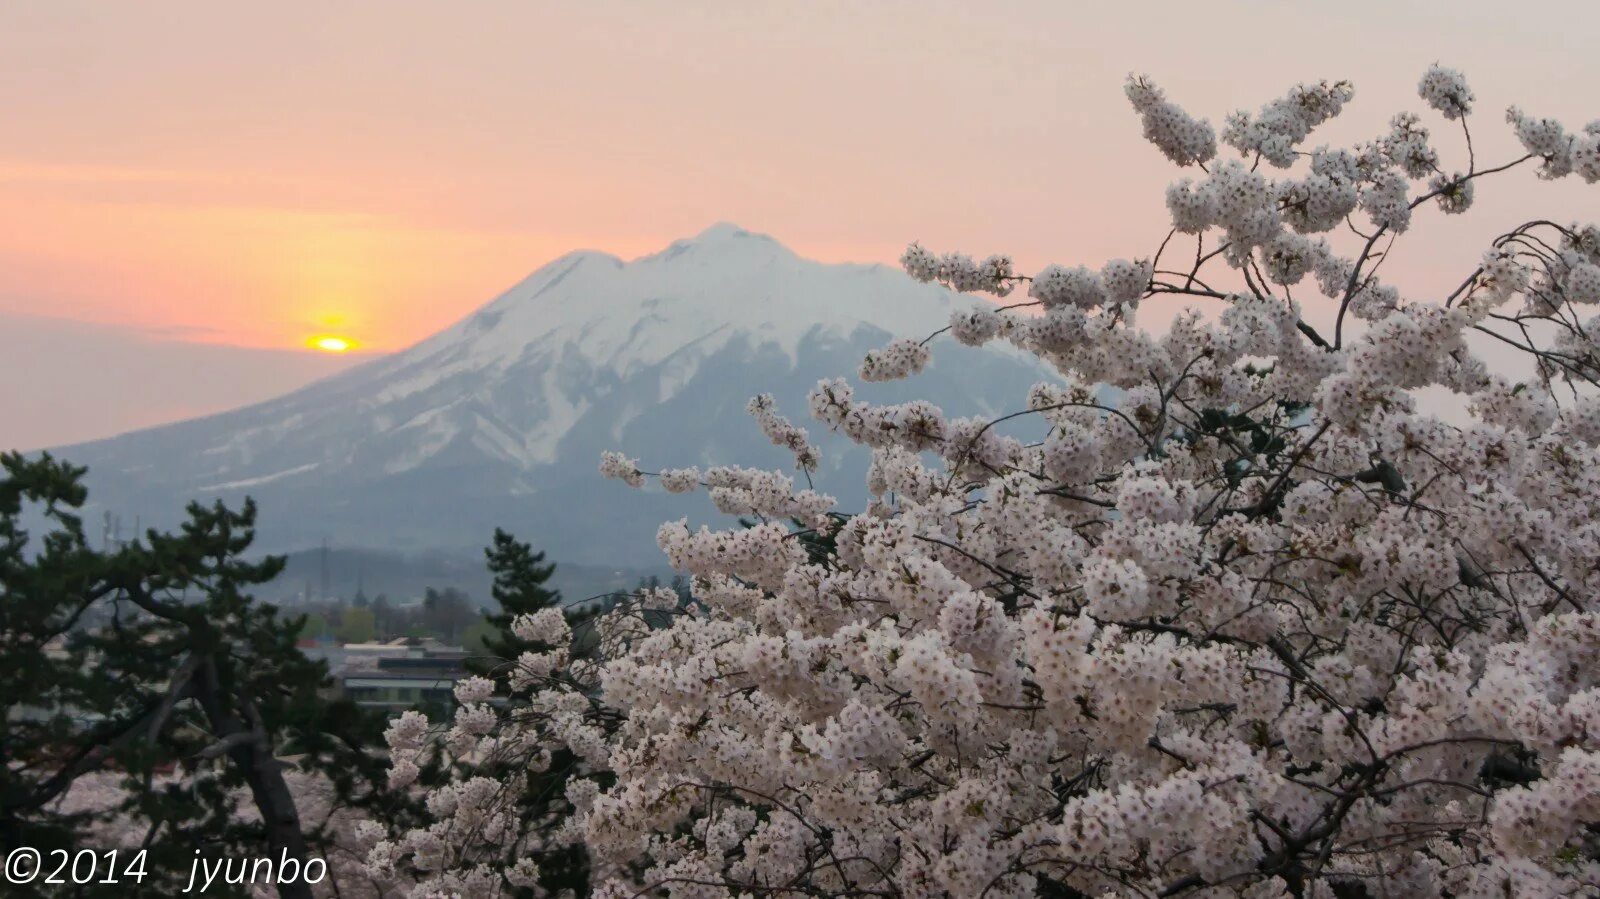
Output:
[[689, 221, 767, 244], [642, 222, 793, 264], [398, 220, 954, 395]]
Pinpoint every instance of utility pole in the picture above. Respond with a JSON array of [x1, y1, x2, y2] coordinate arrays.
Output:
[[320, 537, 331, 601]]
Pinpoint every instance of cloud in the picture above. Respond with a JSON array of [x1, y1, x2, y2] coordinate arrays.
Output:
[[0, 160, 232, 188], [137, 323, 223, 339]]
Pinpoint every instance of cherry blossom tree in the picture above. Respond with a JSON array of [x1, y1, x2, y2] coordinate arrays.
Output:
[[373, 66, 1600, 898]]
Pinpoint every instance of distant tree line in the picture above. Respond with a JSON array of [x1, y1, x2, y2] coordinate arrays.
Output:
[[293, 585, 487, 647], [294, 563, 686, 652]]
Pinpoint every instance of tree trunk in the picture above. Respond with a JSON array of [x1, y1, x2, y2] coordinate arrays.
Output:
[[192, 655, 315, 899]]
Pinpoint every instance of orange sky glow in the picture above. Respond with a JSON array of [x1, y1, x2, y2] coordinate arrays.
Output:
[[3, 1, 1598, 363]]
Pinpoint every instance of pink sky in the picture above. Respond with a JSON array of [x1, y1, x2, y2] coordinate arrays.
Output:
[[3, 1, 1598, 447]]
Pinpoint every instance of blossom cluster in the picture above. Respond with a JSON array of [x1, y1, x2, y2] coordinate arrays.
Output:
[[747, 393, 819, 471], [368, 67, 1600, 898]]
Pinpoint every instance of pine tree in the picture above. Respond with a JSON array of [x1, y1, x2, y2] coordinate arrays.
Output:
[[0, 452, 412, 897], [477, 527, 561, 666], [470, 528, 590, 894]]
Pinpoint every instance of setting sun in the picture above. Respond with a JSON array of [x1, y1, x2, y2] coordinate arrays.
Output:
[[308, 335, 357, 353]]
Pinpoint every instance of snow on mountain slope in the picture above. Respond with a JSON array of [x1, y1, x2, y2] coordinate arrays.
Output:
[[54, 225, 1051, 567]]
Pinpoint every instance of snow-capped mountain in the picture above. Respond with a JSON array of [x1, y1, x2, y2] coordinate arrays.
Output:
[[56, 224, 1049, 567]]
